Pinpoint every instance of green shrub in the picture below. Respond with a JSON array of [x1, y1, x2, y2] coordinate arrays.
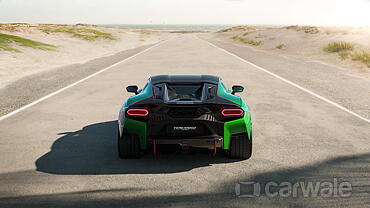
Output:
[[42, 27, 116, 41], [255, 34, 266, 39], [0, 33, 56, 52], [232, 36, 262, 46], [276, 44, 286, 49], [338, 51, 350, 60], [351, 51, 370, 67], [324, 42, 354, 53]]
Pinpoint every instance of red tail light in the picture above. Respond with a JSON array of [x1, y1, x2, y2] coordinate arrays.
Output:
[[221, 107, 244, 117], [127, 107, 149, 117]]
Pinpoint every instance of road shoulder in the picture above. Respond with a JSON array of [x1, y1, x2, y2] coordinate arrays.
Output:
[[0, 44, 154, 116], [200, 35, 370, 121]]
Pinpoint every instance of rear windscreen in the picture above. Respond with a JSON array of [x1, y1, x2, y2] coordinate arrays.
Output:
[[166, 84, 203, 101]]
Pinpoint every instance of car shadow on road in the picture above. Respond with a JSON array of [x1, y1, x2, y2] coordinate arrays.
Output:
[[4, 152, 369, 208], [35, 120, 240, 175]]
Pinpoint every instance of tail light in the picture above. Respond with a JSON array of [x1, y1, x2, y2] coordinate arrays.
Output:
[[127, 107, 149, 117], [221, 107, 244, 117]]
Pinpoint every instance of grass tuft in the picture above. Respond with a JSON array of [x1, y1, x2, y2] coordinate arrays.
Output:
[[170, 30, 207, 34], [232, 36, 262, 46], [255, 34, 266, 39], [42, 27, 116, 41], [284, 25, 320, 34], [0, 33, 56, 52], [276, 44, 286, 49], [133, 29, 153, 35], [351, 51, 370, 67], [217, 25, 257, 33], [217, 28, 232, 33], [338, 51, 350, 60], [324, 42, 354, 53], [323, 42, 369, 67]]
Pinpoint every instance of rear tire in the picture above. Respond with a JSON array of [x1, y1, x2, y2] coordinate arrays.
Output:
[[118, 129, 141, 159], [228, 131, 252, 159]]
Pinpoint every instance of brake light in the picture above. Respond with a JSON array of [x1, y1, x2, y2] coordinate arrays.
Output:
[[127, 107, 149, 116], [221, 107, 244, 117]]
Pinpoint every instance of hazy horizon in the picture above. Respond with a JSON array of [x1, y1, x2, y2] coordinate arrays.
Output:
[[0, 0, 369, 27]]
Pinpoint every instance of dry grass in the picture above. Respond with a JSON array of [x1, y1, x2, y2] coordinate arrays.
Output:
[[255, 34, 266, 39], [276, 44, 286, 49], [133, 29, 153, 35], [351, 51, 370, 67], [232, 36, 262, 46], [284, 25, 320, 34], [217, 28, 233, 33], [338, 51, 350, 60], [42, 27, 116, 41], [324, 42, 354, 53], [0, 23, 35, 32], [0, 33, 56, 52], [323, 42, 369, 67], [170, 30, 208, 34], [217, 25, 258, 33]]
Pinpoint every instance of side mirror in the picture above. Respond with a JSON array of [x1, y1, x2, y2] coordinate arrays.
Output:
[[231, 85, 244, 95], [126, 85, 139, 95]]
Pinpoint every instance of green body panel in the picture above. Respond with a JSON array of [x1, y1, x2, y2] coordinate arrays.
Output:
[[123, 118, 147, 149], [217, 83, 242, 105], [126, 83, 153, 106], [120, 83, 152, 150], [223, 112, 251, 149], [218, 82, 252, 149]]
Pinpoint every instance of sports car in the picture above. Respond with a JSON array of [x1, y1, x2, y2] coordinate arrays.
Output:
[[117, 75, 252, 159]]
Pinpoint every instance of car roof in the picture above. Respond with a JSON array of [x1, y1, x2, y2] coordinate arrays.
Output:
[[149, 75, 220, 84]]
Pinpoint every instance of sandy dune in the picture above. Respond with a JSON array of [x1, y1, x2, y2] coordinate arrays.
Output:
[[0, 24, 176, 89], [212, 25, 370, 79], [1, 24, 369, 91]]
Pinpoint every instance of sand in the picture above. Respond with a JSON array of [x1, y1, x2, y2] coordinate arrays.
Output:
[[0, 24, 176, 89], [1, 24, 369, 90], [212, 25, 370, 79]]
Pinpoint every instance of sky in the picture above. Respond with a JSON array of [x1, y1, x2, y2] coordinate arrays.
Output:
[[0, 0, 369, 26]]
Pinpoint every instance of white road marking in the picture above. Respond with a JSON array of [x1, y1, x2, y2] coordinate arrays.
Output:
[[0, 39, 170, 122], [202, 38, 370, 124]]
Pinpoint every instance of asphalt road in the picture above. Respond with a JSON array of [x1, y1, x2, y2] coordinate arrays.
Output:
[[0, 44, 153, 117], [0, 35, 369, 208]]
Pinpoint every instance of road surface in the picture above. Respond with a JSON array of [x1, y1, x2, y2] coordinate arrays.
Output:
[[0, 35, 369, 208]]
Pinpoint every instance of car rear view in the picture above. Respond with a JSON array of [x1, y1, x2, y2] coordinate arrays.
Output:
[[118, 75, 252, 159]]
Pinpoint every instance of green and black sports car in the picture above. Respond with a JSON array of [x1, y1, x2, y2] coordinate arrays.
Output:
[[117, 75, 252, 159]]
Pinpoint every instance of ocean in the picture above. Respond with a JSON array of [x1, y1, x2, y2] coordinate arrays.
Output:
[[98, 24, 235, 31]]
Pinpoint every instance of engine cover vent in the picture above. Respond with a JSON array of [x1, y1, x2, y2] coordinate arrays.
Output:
[[168, 108, 202, 118]]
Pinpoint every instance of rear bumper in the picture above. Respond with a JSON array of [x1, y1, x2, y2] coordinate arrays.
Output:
[[147, 121, 223, 148], [121, 114, 251, 150], [149, 120, 223, 137], [153, 136, 223, 146]]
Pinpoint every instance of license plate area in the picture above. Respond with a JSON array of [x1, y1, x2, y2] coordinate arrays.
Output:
[[166, 123, 205, 135]]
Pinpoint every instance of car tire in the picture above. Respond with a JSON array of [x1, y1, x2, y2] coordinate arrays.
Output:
[[228, 131, 252, 159], [118, 129, 141, 159]]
